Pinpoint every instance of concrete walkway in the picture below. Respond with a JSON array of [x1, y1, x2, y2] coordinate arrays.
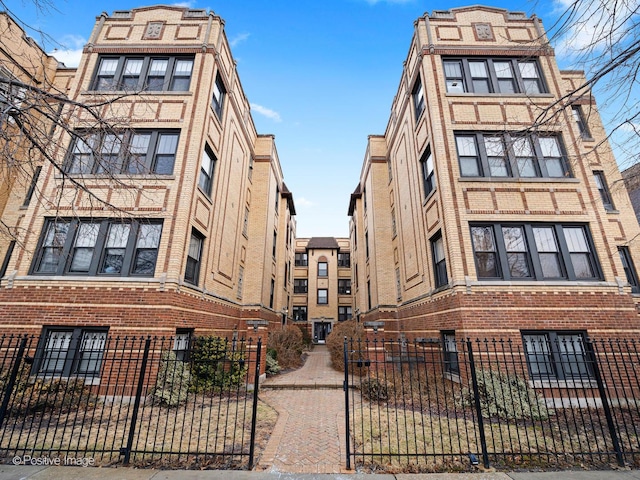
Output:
[[257, 345, 347, 473]]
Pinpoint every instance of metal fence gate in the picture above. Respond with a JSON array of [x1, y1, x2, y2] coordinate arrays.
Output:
[[0, 334, 262, 469], [344, 336, 640, 472]]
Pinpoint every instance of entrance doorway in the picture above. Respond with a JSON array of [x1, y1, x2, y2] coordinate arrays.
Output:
[[313, 321, 332, 344]]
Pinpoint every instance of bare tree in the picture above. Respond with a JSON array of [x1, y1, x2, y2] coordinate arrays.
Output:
[[0, 9, 156, 249]]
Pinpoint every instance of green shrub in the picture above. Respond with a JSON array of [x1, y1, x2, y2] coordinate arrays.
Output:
[[149, 350, 191, 407], [459, 369, 553, 421], [326, 319, 367, 373], [266, 350, 281, 376], [267, 326, 304, 369], [190, 336, 247, 393]]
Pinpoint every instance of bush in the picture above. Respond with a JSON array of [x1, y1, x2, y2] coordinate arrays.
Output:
[[294, 324, 313, 349], [360, 377, 389, 402], [458, 369, 553, 421], [11, 377, 99, 415], [265, 350, 281, 376], [267, 326, 304, 370], [149, 350, 191, 407], [190, 336, 247, 393], [326, 319, 367, 372]]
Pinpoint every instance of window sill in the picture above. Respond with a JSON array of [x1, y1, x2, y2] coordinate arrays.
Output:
[[83, 90, 193, 97], [529, 378, 597, 389], [605, 208, 620, 214], [444, 372, 462, 383], [470, 279, 608, 287], [197, 187, 213, 203], [55, 173, 176, 180], [446, 92, 554, 99], [32, 375, 101, 386], [423, 189, 437, 206], [458, 176, 579, 183]]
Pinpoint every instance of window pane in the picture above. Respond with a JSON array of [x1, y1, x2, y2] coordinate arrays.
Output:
[[444, 61, 462, 78], [174, 59, 192, 76], [38, 222, 70, 273], [99, 59, 119, 75], [101, 223, 130, 274], [533, 227, 563, 278], [456, 136, 477, 156], [77, 331, 107, 375], [42, 331, 73, 374], [565, 227, 594, 278], [154, 133, 178, 174], [70, 223, 99, 272], [132, 224, 161, 275], [485, 137, 508, 176], [524, 334, 554, 377], [96, 134, 124, 173], [557, 334, 590, 378], [137, 224, 162, 248], [539, 137, 561, 157], [472, 226, 499, 277], [503, 226, 531, 278], [127, 133, 151, 173]]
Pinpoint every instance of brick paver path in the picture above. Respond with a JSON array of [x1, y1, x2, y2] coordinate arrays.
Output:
[[256, 345, 350, 473]]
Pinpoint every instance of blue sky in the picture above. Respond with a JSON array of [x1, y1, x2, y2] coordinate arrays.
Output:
[[6, 0, 634, 237]]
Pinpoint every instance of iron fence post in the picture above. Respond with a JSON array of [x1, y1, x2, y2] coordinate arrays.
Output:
[[344, 336, 351, 470], [586, 338, 625, 466], [466, 338, 490, 469], [248, 338, 262, 470], [0, 336, 28, 429], [122, 336, 151, 465]]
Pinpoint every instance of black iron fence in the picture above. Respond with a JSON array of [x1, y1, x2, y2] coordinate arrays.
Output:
[[344, 336, 640, 472], [0, 334, 263, 469]]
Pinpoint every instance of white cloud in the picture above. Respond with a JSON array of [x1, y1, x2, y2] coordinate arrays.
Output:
[[230, 32, 250, 47], [48, 35, 86, 68], [295, 197, 316, 208], [250, 103, 282, 122], [172, 1, 196, 8], [551, 0, 634, 60], [363, 0, 414, 4]]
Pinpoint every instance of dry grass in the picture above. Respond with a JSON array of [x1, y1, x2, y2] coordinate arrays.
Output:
[[0, 395, 278, 469], [351, 398, 640, 473]]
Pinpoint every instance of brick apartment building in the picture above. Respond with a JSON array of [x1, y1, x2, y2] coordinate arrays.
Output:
[[0, 6, 296, 350], [349, 6, 640, 370], [292, 237, 352, 343]]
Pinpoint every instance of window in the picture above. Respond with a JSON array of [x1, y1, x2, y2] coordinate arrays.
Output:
[[471, 223, 600, 281], [338, 252, 351, 268], [455, 132, 570, 179], [199, 146, 216, 196], [237, 266, 244, 299], [31, 218, 162, 277], [317, 288, 328, 305], [243, 207, 249, 237], [338, 306, 352, 321], [92, 55, 193, 92], [173, 328, 193, 362], [272, 231, 277, 258], [367, 280, 372, 310], [523, 332, 592, 380], [618, 246, 639, 293], [275, 186, 280, 212], [572, 105, 591, 138], [318, 261, 328, 277], [593, 171, 614, 211], [269, 279, 275, 309], [293, 306, 307, 322], [66, 130, 179, 175], [36, 327, 108, 377], [619, 247, 640, 293], [421, 147, 436, 196], [184, 230, 204, 285], [442, 332, 459, 375], [295, 253, 308, 266], [395, 267, 402, 302], [211, 73, 226, 119], [365, 232, 370, 259], [412, 76, 425, 120], [431, 232, 448, 288], [22, 166, 41, 207], [443, 58, 546, 94], [338, 279, 351, 295], [0, 67, 26, 122], [0, 241, 16, 279], [294, 279, 308, 294]]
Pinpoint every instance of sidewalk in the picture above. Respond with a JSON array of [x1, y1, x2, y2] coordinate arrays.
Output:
[[1, 465, 639, 479]]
